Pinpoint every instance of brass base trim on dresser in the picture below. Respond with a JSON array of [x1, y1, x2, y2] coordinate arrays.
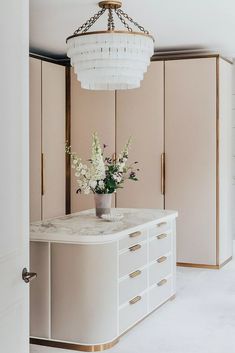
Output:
[[30, 337, 119, 352], [177, 256, 232, 270], [30, 294, 176, 352]]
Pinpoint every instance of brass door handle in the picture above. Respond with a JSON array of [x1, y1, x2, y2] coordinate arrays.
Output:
[[129, 231, 141, 238], [129, 295, 141, 305], [22, 268, 37, 283], [129, 270, 141, 278], [129, 244, 141, 252], [157, 233, 167, 240], [157, 256, 167, 263], [157, 278, 167, 287]]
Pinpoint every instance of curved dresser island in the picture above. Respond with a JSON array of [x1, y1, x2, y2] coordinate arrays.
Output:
[[30, 208, 178, 351]]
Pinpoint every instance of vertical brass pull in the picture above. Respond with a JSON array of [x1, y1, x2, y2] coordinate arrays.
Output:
[[41, 153, 44, 196], [161, 153, 165, 195], [112, 153, 116, 162]]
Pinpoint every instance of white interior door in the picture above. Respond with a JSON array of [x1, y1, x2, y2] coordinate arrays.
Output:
[[0, 1, 29, 353]]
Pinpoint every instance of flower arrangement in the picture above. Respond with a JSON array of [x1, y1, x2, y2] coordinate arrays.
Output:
[[66, 132, 139, 195]]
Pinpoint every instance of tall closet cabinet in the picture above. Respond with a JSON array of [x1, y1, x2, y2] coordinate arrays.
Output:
[[29, 57, 66, 222], [164, 57, 232, 267], [70, 54, 233, 268]]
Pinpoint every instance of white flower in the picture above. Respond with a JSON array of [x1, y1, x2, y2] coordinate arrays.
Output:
[[66, 134, 136, 196], [84, 187, 91, 195], [91, 132, 106, 180], [89, 180, 97, 189], [77, 180, 83, 187], [99, 180, 104, 188]]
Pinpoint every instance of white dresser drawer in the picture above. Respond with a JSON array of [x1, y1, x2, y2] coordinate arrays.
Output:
[[119, 292, 148, 334], [149, 254, 172, 287], [119, 229, 147, 251], [119, 267, 148, 305], [119, 242, 147, 278], [149, 276, 173, 312], [149, 231, 172, 261], [149, 220, 171, 237]]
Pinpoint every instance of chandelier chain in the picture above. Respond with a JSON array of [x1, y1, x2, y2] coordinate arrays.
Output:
[[107, 8, 115, 31], [116, 9, 149, 34], [73, 8, 106, 34], [114, 9, 133, 32]]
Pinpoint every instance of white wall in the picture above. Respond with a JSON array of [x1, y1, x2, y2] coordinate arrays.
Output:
[[232, 61, 235, 239]]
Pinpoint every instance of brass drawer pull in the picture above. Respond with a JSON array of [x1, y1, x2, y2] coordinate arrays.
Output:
[[129, 244, 141, 252], [157, 233, 167, 240], [157, 279, 167, 287], [129, 295, 141, 305], [129, 231, 141, 238], [157, 222, 167, 227], [157, 256, 167, 263], [129, 270, 141, 278]]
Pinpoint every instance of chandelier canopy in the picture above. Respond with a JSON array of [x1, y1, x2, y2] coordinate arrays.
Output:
[[66, 1, 154, 90]]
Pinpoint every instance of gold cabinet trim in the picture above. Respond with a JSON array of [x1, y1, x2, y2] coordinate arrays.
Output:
[[129, 295, 142, 305], [129, 231, 142, 238], [157, 222, 167, 227], [129, 269, 141, 278], [157, 278, 167, 287], [129, 244, 141, 252], [30, 337, 119, 352], [161, 152, 165, 195], [157, 256, 167, 263], [156, 233, 167, 240]]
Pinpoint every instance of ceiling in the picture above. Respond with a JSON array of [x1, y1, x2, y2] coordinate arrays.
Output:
[[30, 0, 235, 59]]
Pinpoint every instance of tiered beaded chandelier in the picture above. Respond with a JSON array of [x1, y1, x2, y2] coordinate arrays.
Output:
[[66, 1, 154, 90]]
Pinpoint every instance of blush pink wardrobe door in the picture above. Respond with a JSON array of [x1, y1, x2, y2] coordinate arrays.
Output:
[[29, 58, 42, 222], [165, 58, 217, 265], [116, 61, 164, 209], [42, 61, 66, 219], [218, 58, 233, 265], [70, 71, 115, 212]]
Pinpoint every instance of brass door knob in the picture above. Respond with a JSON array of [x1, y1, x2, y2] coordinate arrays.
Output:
[[22, 268, 37, 283]]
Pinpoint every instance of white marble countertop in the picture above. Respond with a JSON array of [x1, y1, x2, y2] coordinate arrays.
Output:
[[30, 208, 178, 244]]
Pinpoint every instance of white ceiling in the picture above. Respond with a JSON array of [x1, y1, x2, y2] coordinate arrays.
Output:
[[30, 0, 235, 59]]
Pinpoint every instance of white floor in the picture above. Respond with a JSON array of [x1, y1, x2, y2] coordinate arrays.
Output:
[[31, 256, 235, 353]]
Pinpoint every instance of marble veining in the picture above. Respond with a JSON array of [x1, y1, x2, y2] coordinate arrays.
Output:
[[30, 208, 177, 244]]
